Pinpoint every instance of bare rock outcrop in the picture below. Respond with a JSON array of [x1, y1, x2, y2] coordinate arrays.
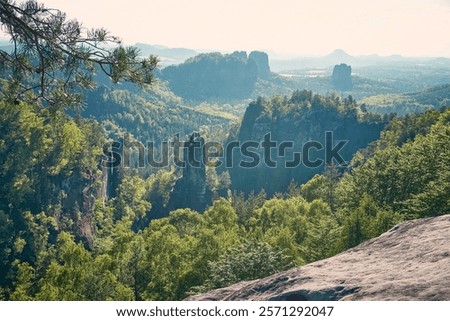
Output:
[[187, 215, 450, 301]]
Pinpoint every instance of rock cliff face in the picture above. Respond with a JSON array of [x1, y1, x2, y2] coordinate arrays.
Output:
[[332, 63, 353, 91], [187, 214, 450, 301], [227, 98, 385, 195]]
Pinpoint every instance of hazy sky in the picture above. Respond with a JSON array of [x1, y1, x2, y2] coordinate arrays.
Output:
[[39, 0, 450, 57]]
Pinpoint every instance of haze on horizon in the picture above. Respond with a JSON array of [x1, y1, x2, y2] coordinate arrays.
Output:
[[22, 0, 450, 58]]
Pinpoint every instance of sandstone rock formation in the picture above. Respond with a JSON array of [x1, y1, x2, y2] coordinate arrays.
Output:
[[161, 52, 258, 100], [187, 214, 450, 300]]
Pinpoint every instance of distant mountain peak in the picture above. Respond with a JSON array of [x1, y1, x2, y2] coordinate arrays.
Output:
[[187, 214, 450, 301]]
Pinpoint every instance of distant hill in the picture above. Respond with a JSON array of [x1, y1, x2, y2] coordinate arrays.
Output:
[[187, 214, 450, 301], [134, 43, 198, 66], [270, 49, 446, 72], [225, 91, 385, 195], [160, 51, 271, 101], [82, 81, 232, 145], [0, 39, 196, 67]]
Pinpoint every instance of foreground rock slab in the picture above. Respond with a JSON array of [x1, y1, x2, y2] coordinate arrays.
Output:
[[187, 215, 450, 301]]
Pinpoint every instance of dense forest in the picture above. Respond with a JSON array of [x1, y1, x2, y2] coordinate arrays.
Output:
[[226, 91, 386, 195], [161, 52, 259, 101], [1, 0, 450, 302]]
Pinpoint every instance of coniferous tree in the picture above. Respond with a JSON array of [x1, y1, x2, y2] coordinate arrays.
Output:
[[0, 0, 158, 108]]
